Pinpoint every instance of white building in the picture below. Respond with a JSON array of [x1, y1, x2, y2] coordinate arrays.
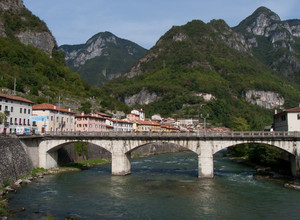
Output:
[[111, 119, 133, 132], [130, 109, 145, 121], [0, 94, 34, 134], [273, 107, 300, 131], [32, 103, 75, 133]]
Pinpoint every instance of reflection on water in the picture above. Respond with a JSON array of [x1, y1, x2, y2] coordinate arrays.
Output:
[[8, 152, 300, 220]]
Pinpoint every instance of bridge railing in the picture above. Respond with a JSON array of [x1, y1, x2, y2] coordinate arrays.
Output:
[[40, 131, 300, 138]]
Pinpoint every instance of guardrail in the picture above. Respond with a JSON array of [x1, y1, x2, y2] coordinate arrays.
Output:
[[39, 131, 300, 139]]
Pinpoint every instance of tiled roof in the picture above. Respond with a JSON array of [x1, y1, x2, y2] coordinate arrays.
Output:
[[75, 114, 105, 120], [137, 120, 161, 126], [33, 103, 75, 114], [0, 93, 34, 104], [285, 107, 300, 112], [97, 112, 112, 118]]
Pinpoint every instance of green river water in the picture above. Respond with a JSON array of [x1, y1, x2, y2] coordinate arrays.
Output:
[[8, 152, 300, 219]]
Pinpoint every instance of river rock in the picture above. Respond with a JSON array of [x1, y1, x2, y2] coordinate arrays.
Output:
[[22, 179, 32, 184], [14, 179, 23, 186], [284, 183, 300, 190], [5, 186, 14, 192]]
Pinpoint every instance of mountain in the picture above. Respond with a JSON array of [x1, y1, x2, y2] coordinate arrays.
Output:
[[59, 32, 147, 87], [0, 0, 127, 113], [0, 0, 56, 55], [101, 7, 300, 130], [233, 7, 300, 82]]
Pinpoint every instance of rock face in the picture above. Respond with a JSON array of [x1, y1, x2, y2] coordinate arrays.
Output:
[[16, 31, 55, 55], [234, 7, 300, 79], [124, 88, 160, 106], [0, 0, 56, 55], [59, 32, 147, 87], [0, 0, 23, 12], [244, 90, 284, 109]]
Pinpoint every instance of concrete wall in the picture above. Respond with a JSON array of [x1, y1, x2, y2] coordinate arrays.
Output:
[[0, 137, 33, 186]]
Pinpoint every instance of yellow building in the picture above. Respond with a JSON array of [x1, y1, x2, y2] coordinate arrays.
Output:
[[32, 103, 75, 133]]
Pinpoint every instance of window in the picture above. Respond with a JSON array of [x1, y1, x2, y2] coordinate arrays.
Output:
[[20, 108, 22, 113], [298, 113, 300, 120], [11, 107, 13, 112], [19, 118, 22, 125], [0, 105, 1, 111], [51, 116, 53, 121], [5, 106, 8, 111], [15, 118, 17, 125], [28, 119, 30, 125], [23, 119, 26, 125], [28, 109, 30, 114], [10, 118, 12, 124], [24, 109, 26, 114]]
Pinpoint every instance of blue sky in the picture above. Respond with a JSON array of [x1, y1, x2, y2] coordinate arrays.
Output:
[[23, 0, 299, 49]]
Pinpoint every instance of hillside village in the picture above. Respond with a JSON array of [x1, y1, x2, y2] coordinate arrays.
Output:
[[0, 92, 299, 135]]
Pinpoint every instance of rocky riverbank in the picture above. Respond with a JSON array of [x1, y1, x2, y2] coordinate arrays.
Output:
[[0, 167, 82, 218]]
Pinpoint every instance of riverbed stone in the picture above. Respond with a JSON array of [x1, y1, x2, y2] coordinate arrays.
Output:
[[284, 183, 300, 190]]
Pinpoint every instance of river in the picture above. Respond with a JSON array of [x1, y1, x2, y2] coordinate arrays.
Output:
[[8, 152, 300, 219]]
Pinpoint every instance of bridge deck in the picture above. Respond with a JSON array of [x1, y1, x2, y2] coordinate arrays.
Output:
[[23, 131, 300, 141]]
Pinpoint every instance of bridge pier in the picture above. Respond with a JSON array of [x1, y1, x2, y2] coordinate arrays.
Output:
[[290, 149, 300, 178], [111, 152, 131, 176], [198, 155, 214, 178], [40, 151, 58, 169]]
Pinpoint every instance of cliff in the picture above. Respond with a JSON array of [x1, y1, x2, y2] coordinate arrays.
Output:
[[0, 0, 56, 55], [234, 7, 300, 81]]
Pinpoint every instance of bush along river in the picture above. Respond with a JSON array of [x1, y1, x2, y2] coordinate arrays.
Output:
[[6, 152, 300, 219]]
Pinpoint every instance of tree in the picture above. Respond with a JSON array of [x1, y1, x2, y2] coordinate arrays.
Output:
[[79, 101, 92, 114], [74, 142, 88, 160], [231, 117, 250, 131]]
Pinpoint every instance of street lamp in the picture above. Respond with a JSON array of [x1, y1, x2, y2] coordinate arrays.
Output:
[[201, 113, 209, 135]]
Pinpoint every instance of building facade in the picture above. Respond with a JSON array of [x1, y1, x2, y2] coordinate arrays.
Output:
[[75, 113, 106, 132], [128, 109, 145, 121], [273, 107, 300, 131], [0, 94, 33, 134], [112, 119, 133, 132], [32, 103, 75, 133]]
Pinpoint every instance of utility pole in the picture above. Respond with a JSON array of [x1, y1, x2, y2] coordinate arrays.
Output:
[[13, 78, 16, 95], [201, 113, 209, 135]]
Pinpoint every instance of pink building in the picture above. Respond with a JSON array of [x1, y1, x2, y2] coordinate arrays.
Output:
[[75, 112, 106, 132]]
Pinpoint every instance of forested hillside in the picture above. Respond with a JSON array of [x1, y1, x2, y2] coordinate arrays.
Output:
[[102, 13, 300, 130]]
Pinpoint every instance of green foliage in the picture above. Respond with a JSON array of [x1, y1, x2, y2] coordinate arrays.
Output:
[[79, 101, 92, 114], [102, 19, 300, 131], [2, 178, 10, 188], [31, 168, 46, 176], [0, 37, 99, 104], [74, 142, 88, 159], [231, 117, 250, 131]]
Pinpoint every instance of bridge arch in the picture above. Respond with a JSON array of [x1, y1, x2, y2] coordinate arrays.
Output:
[[212, 139, 297, 155], [38, 139, 115, 169], [126, 140, 198, 155]]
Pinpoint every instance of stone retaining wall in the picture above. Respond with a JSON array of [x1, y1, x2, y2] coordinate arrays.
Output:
[[0, 137, 33, 186]]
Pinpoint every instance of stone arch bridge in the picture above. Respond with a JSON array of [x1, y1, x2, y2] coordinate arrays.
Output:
[[20, 131, 300, 178]]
